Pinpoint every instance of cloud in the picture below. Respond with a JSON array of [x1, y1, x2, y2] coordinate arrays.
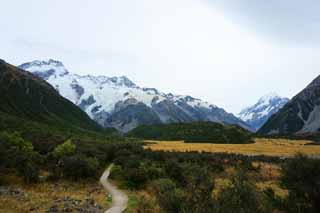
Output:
[[208, 0, 320, 45]]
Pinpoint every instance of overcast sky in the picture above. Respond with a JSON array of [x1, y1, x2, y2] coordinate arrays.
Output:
[[1, 0, 320, 113]]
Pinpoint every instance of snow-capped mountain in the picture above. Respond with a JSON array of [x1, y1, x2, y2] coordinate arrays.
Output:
[[19, 59, 252, 132], [259, 75, 320, 135], [238, 93, 289, 131]]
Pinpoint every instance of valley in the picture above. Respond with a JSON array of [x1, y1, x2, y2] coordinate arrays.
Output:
[[1, 59, 320, 212], [2, 1, 320, 212]]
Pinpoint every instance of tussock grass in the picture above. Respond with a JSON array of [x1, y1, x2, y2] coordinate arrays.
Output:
[[144, 138, 320, 157]]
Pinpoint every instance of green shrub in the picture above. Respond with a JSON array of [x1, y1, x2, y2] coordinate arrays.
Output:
[[52, 139, 76, 158], [127, 122, 253, 144], [153, 178, 186, 212], [216, 172, 271, 213], [62, 155, 100, 180]]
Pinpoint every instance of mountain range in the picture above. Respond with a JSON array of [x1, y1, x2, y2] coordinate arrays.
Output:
[[238, 93, 289, 131], [259, 74, 320, 135], [0, 59, 102, 135], [19, 59, 252, 132]]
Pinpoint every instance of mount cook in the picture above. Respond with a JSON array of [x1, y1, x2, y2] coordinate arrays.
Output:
[[19, 59, 252, 132]]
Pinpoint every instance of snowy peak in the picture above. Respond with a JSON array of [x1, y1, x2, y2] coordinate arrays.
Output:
[[259, 74, 320, 135], [19, 59, 65, 71], [19, 59, 251, 132], [19, 59, 69, 80], [258, 92, 281, 103], [239, 93, 289, 131]]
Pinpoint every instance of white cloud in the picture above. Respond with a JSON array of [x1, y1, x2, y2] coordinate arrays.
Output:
[[0, 0, 319, 113]]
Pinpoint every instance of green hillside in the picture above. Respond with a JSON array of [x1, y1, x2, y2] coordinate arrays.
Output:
[[0, 60, 118, 141], [127, 121, 253, 144]]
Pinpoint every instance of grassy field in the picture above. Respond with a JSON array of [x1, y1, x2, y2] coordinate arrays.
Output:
[[144, 138, 320, 157]]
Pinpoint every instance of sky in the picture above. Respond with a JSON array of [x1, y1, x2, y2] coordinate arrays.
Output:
[[1, 0, 320, 113]]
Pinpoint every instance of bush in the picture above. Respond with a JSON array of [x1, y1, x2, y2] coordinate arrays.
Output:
[[216, 172, 271, 213], [281, 154, 320, 212], [183, 165, 215, 212], [153, 179, 186, 212], [62, 155, 100, 180], [19, 161, 39, 183], [0, 131, 41, 183], [123, 167, 148, 189]]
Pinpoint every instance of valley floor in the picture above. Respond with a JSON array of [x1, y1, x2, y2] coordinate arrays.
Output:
[[144, 138, 320, 157]]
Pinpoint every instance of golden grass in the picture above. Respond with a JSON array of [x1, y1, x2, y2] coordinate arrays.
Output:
[[0, 174, 110, 213], [144, 138, 320, 157]]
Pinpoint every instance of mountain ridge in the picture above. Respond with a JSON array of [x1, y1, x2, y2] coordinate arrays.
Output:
[[259, 74, 320, 135], [0, 59, 103, 134], [238, 93, 289, 131], [19, 59, 253, 132]]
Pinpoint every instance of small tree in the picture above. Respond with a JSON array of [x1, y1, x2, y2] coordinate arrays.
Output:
[[53, 139, 76, 158]]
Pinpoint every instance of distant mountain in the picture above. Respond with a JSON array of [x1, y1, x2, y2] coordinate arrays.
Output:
[[0, 59, 102, 134], [19, 59, 252, 132], [238, 93, 289, 131], [259, 75, 320, 135]]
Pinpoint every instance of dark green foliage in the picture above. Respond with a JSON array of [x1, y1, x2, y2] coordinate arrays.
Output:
[[182, 165, 215, 212], [281, 154, 320, 212], [0, 131, 40, 183], [216, 172, 271, 213], [164, 160, 186, 186], [153, 179, 186, 212], [128, 122, 253, 144], [61, 155, 100, 180]]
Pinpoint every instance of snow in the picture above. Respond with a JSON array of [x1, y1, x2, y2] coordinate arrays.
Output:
[[22, 59, 216, 119], [238, 93, 289, 123]]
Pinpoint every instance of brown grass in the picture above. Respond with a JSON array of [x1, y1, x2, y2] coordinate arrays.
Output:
[[0, 174, 110, 213], [144, 138, 320, 157]]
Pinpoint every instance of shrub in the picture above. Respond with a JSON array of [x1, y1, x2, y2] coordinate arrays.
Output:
[[52, 139, 76, 158], [281, 154, 320, 212], [183, 165, 215, 212], [19, 161, 39, 183], [153, 178, 186, 212], [216, 172, 271, 213], [62, 155, 99, 180]]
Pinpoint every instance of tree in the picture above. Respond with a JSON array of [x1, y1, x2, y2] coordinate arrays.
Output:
[[52, 139, 76, 158]]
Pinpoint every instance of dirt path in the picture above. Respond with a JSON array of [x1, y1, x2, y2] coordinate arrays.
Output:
[[100, 164, 128, 213]]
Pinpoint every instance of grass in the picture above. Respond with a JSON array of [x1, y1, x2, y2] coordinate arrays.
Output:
[[125, 194, 139, 212], [0, 173, 110, 213], [144, 138, 320, 157]]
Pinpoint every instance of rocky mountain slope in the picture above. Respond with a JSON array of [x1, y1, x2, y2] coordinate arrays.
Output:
[[0, 59, 102, 133], [19, 59, 252, 132], [238, 93, 289, 131], [259, 75, 320, 135]]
